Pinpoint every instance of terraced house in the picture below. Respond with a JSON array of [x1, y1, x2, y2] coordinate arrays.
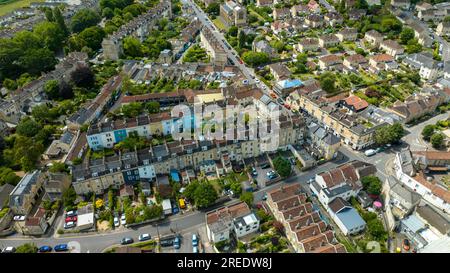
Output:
[[74, 114, 305, 195], [289, 87, 388, 150], [266, 184, 347, 253]]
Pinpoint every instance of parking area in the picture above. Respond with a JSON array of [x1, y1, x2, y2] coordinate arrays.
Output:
[[253, 166, 279, 188], [159, 226, 208, 253]]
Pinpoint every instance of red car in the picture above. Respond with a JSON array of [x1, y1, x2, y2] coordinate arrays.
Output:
[[284, 104, 291, 109], [65, 216, 77, 223], [270, 93, 277, 99], [238, 59, 243, 64]]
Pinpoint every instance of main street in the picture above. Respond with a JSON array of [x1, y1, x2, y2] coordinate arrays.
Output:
[[185, 0, 291, 116]]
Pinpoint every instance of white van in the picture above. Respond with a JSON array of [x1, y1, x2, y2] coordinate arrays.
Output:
[[364, 149, 376, 157]]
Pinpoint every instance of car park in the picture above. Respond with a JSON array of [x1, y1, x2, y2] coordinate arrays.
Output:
[[64, 221, 76, 229], [139, 234, 151, 241], [2, 247, 16, 253], [54, 244, 68, 252], [121, 237, 134, 245], [38, 246, 52, 253]]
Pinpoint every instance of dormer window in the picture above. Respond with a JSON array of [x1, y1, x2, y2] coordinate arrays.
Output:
[[187, 149, 193, 154], [202, 146, 207, 151], [143, 160, 149, 165], [92, 172, 98, 177], [158, 156, 162, 162], [125, 164, 130, 169]]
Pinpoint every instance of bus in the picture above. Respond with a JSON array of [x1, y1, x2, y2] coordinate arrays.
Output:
[[179, 198, 186, 209]]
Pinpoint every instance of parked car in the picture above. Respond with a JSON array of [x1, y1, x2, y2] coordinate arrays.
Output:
[[193, 246, 198, 253], [54, 244, 68, 252], [13, 215, 25, 221], [262, 192, 268, 201], [65, 216, 77, 223], [260, 163, 270, 169], [307, 178, 315, 184], [160, 238, 174, 247], [114, 217, 120, 227], [173, 236, 181, 249], [66, 210, 77, 217], [121, 237, 134, 245], [364, 149, 377, 157], [120, 215, 126, 225], [192, 234, 198, 247], [38, 246, 52, 253], [64, 221, 76, 229], [402, 239, 410, 251], [255, 79, 260, 83], [1, 246, 16, 253], [139, 234, 151, 242], [251, 167, 257, 177]]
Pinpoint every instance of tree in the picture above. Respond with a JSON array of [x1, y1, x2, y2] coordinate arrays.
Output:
[[184, 180, 218, 208], [422, 124, 436, 141], [206, 2, 220, 15], [240, 192, 254, 207], [102, 7, 114, 19], [361, 176, 382, 196], [33, 21, 65, 52], [374, 123, 405, 146], [44, 80, 60, 99], [62, 187, 77, 209], [400, 27, 414, 45], [70, 9, 101, 33], [319, 72, 337, 94], [108, 189, 115, 211], [228, 26, 238, 37], [122, 102, 144, 118], [273, 156, 291, 178], [431, 133, 445, 149], [0, 167, 21, 186], [123, 36, 144, 57], [78, 26, 106, 51], [238, 30, 246, 49], [70, 65, 95, 88], [58, 81, 74, 100], [17, 48, 57, 76], [49, 162, 68, 173], [53, 7, 69, 36], [31, 104, 54, 124], [16, 243, 38, 253], [367, 219, 387, 241], [146, 101, 160, 114], [125, 207, 135, 224], [241, 51, 270, 67], [406, 39, 422, 54], [16, 117, 42, 137]]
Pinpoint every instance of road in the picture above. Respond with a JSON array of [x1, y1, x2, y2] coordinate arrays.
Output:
[[185, 0, 291, 116], [391, 7, 450, 61], [0, 147, 364, 252], [402, 112, 450, 151]]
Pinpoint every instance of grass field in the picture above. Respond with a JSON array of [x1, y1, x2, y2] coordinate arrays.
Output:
[[212, 17, 228, 32], [0, 0, 45, 16]]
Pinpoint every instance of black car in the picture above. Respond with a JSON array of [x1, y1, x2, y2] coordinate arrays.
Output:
[[121, 237, 134, 245], [260, 163, 270, 169], [160, 239, 174, 247]]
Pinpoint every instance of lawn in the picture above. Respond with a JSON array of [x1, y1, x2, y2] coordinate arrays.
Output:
[[0, 0, 44, 16], [212, 18, 228, 32]]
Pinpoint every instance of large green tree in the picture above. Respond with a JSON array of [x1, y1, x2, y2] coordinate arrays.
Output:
[[319, 72, 337, 94], [431, 133, 445, 149], [33, 21, 66, 52], [273, 156, 292, 178], [422, 124, 436, 141], [361, 175, 382, 195], [70, 9, 101, 33], [374, 123, 405, 146], [78, 26, 106, 51]]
